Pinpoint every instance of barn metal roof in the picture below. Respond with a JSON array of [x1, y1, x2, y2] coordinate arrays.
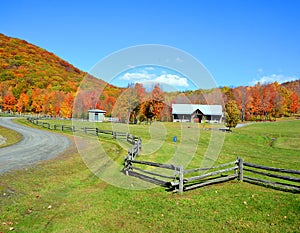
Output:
[[171, 104, 223, 116], [88, 109, 106, 113]]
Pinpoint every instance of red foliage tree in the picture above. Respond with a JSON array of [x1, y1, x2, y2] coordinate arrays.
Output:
[[3, 92, 16, 111], [135, 83, 146, 103], [289, 92, 299, 114], [233, 86, 250, 121], [149, 84, 166, 120], [261, 83, 278, 119]]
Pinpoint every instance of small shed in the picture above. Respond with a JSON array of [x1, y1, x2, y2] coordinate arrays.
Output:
[[88, 109, 106, 122]]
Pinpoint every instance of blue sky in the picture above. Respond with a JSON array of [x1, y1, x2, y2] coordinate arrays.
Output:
[[1, 0, 299, 90]]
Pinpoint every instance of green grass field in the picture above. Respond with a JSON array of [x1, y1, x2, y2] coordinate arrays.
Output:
[[0, 119, 299, 232], [0, 125, 22, 148]]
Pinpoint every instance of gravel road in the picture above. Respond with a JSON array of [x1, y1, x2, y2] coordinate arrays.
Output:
[[0, 117, 71, 174]]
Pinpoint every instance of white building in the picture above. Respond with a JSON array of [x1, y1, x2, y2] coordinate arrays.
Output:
[[88, 109, 106, 122], [172, 104, 223, 123]]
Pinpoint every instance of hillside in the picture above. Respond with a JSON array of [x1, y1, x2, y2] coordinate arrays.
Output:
[[0, 33, 122, 117], [0, 33, 85, 94], [282, 80, 300, 95]]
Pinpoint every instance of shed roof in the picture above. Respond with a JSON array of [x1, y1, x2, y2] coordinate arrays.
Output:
[[172, 104, 223, 116], [88, 109, 106, 113]]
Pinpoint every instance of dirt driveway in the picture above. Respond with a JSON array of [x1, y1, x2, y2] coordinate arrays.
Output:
[[0, 117, 71, 174]]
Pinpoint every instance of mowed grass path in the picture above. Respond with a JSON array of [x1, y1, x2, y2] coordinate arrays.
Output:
[[0, 119, 299, 232]]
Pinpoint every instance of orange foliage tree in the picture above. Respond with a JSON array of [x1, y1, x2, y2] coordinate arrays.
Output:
[[60, 93, 74, 118], [3, 92, 16, 111], [16, 93, 29, 113]]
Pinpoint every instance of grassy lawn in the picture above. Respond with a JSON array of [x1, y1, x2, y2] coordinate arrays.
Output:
[[0, 119, 299, 232], [0, 125, 23, 148]]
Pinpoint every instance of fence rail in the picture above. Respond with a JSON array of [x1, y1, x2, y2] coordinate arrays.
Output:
[[184, 174, 238, 191], [243, 162, 300, 174], [184, 165, 238, 183], [241, 161, 300, 192], [184, 160, 238, 174], [181, 160, 239, 192], [123, 159, 179, 187]]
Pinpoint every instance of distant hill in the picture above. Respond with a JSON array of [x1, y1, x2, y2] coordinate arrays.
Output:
[[282, 80, 300, 95], [0, 33, 85, 95], [0, 33, 122, 117]]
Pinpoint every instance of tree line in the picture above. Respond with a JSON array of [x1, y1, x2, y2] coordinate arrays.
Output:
[[0, 78, 299, 121], [225, 81, 299, 121]]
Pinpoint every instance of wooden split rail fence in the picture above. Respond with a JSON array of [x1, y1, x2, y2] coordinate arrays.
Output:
[[124, 157, 299, 193], [27, 118, 300, 193], [123, 158, 240, 193], [27, 117, 142, 161]]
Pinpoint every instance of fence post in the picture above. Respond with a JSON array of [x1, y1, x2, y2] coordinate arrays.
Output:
[[96, 128, 98, 136], [47, 123, 50, 129], [238, 157, 243, 181], [137, 138, 141, 154], [54, 124, 56, 130], [113, 131, 116, 139], [72, 126, 75, 132], [179, 166, 184, 194], [124, 156, 131, 176], [138, 138, 142, 151], [84, 126, 87, 134], [128, 149, 132, 161], [61, 125, 64, 131]]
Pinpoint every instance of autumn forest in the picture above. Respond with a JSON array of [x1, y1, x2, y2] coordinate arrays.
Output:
[[0, 33, 299, 121]]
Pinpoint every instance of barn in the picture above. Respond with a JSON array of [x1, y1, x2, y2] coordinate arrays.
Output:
[[172, 104, 223, 123], [88, 109, 106, 122]]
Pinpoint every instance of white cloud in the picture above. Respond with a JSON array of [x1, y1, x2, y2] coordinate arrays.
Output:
[[175, 57, 183, 63], [144, 66, 154, 71], [250, 74, 299, 85], [119, 71, 189, 88], [121, 72, 155, 81], [257, 68, 264, 73], [154, 74, 189, 87]]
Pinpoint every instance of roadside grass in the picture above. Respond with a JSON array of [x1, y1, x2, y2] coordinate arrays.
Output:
[[0, 119, 299, 232], [0, 125, 23, 148]]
